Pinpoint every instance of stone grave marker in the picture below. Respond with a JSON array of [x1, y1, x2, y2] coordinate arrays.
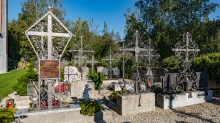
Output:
[[102, 67, 109, 76], [195, 71, 209, 90], [112, 67, 120, 78], [162, 73, 179, 93], [83, 84, 92, 101], [81, 66, 89, 80], [64, 66, 81, 82], [97, 66, 104, 73]]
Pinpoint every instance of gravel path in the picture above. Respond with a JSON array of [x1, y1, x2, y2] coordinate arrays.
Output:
[[97, 97, 220, 123]]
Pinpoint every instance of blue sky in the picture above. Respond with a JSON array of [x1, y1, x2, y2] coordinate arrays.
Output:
[[8, 0, 220, 39]]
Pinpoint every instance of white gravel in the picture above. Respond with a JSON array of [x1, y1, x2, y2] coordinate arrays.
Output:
[[96, 97, 220, 123]]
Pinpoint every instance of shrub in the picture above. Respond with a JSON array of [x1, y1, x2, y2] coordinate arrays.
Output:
[[191, 53, 220, 84], [80, 101, 102, 116], [88, 72, 105, 90], [153, 86, 162, 95], [12, 64, 38, 96], [109, 90, 128, 101], [0, 108, 17, 123], [161, 55, 181, 69]]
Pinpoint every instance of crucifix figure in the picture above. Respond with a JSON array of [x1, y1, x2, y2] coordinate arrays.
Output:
[[69, 36, 94, 67], [119, 30, 148, 93], [25, 9, 73, 109], [172, 32, 200, 91]]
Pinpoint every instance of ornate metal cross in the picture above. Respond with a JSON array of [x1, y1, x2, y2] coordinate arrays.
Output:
[[69, 36, 94, 66], [119, 30, 148, 93], [172, 32, 200, 91], [25, 9, 73, 109], [139, 39, 160, 83], [86, 55, 99, 73], [102, 46, 117, 79], [26, 11, 72, 60]]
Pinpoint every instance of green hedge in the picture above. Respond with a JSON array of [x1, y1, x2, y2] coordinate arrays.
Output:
[[191, 53, 220, 83], [12, 64, 38, 96]]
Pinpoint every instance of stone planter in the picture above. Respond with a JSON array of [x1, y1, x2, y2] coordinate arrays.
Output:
[[104, 93, 155, 116]]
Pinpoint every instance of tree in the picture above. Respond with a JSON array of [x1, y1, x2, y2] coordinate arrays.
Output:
[[132, 0, 219, 60], [124, 8, 148, 47], [8, 0, 66, 62]]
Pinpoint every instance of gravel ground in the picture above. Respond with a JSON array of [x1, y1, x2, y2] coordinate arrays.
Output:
[[95, 96, 220, 123]]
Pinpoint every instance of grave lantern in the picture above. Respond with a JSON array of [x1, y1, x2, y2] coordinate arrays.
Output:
[[27, 81, 36, 96], [64, 81, 71, 92], [146, 75, 154, 87]]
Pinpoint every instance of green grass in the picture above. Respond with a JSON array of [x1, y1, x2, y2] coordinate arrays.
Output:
[[0, 70, 26, 101]]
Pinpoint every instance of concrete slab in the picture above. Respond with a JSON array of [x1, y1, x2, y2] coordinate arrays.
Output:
[[15, 102, 113, 123]]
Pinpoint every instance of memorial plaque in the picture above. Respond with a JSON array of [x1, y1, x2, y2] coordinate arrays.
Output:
[[40, 60, 59, 78]]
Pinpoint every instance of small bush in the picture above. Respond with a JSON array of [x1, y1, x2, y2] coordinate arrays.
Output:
[[153, 86, 162, 95], [109, 90, 128, 101], [0, 108, 17, 123], [88, 72, 105, 90], [80, 101, 102, 116], [12, 64, 38, 96]]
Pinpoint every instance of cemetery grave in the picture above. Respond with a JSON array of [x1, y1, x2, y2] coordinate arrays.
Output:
[[1, 2, 219, 122], [7, 28, 214, 122], [156, 32, 213, 109]]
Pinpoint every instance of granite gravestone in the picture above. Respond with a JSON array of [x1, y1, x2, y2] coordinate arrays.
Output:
[[162, 73, 179, 93], [112, 67, 120, 78], [195, 71, 209, 90], [102, 67, 109, 76]]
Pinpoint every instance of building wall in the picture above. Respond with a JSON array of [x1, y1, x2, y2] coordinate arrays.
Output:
[[0, 0, 8, 73]]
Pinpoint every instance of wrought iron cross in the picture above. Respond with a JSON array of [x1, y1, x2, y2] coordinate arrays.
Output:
[[139, 39, 160, 78], [172, 32, 200, 90], [102, 46, 117, 79], [86, 55, 99, 73], [69, 36, 94, 66], [25, 9, 73, 109], [26, 10, 71, 60], [119, 30, 148, 93]]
